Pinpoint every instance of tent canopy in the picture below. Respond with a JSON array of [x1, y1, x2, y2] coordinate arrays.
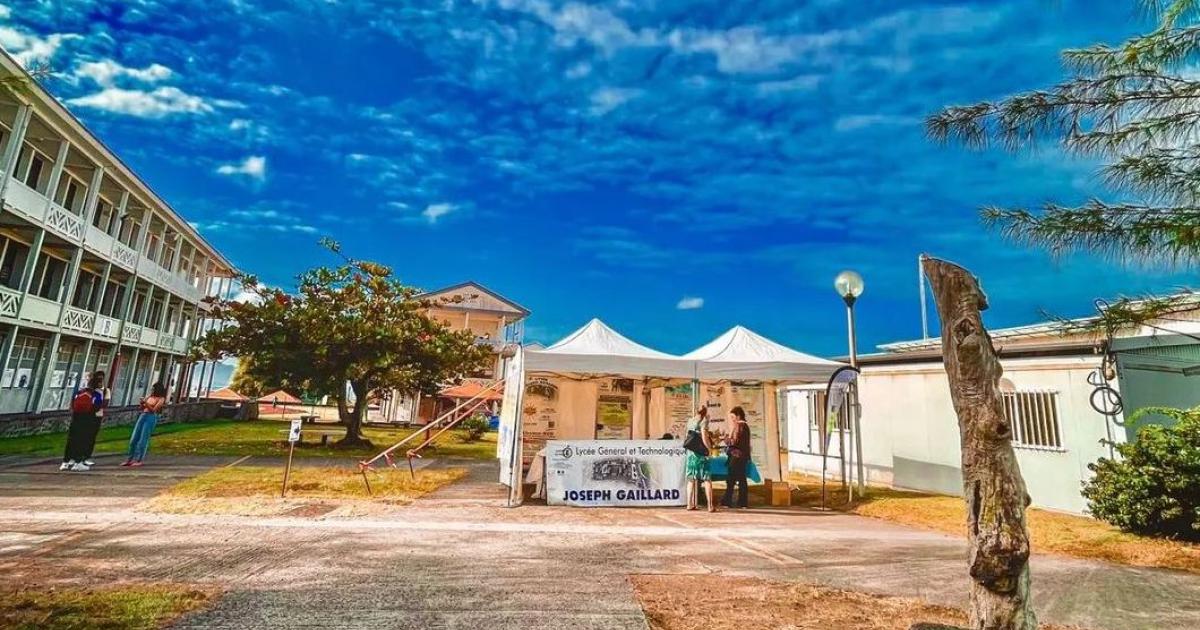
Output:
[[524, 318, 694, 378], [684, 325, 843, 381]]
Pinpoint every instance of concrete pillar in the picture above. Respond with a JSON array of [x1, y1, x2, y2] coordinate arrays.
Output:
[[30, 331, 61, 412], [43, 140, 70, 206], [124, 346, 141, 406], [0, 323, 19, 389], [81, 167, 105, 225], [0, 104, 31, 198], [16, 228, 45, 297]]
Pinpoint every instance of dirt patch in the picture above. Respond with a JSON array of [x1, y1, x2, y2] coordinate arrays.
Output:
[[631, 574, 1082, 630]]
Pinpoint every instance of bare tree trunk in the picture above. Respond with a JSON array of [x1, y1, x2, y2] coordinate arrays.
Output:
[[922, 257, 1036, 630], [336, 380, 373, 448]]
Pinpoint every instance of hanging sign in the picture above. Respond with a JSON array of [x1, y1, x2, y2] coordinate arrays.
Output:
[[522, 377, 560, 463], [665, 382, 694, 439], [822, 366, 859, 455], [731, 382, 767, 472], [546, 440, 687, 507], [595, 378, 634, 439]]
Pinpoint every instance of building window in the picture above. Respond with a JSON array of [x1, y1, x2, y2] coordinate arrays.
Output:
[[1002, 390, 1063, 450], [32, 255, 67, 301], [806, 389, 850, 432], [1, 334, 45, 389], [18, 146, 47, 192], [72, 271, 101, 310], [93, 199, 115, 234], [0, 236, 30, 290]]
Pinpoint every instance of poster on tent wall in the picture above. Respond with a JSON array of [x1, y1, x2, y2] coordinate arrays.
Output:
[[497, 349, 525, 492], [522, 376, 560, 464], [731, 382, 768, 473], [665, 382, 694, 438], [703, 384, 726, 433], [546, 440, 687, 507], [595, 378, 634, 439]]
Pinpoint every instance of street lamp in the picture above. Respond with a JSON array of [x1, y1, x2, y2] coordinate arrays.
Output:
[[834, 270, 865, 497]]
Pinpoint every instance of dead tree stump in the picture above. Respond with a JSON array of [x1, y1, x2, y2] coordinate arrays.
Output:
[[922, 256, 1037, 630]]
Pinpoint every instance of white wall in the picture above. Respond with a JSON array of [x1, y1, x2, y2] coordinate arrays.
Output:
[[784, 356, 1123, 514]]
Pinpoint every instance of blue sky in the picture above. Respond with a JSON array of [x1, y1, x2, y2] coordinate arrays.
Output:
[[1, 0, 1192, 356]]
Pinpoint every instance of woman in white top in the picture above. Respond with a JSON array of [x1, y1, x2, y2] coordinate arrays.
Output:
[[684, 406, 717, 512]]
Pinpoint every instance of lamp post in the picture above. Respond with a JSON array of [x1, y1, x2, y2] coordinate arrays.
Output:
[[834, 270, 866, 497]]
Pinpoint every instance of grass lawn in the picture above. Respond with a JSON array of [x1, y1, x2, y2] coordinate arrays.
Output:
[[633, 574, 1079, 630], [783, 474, 1200, 575], [0, 584, 214, 630], [143, 465, 468, 516], [0, 418, 498, 461]]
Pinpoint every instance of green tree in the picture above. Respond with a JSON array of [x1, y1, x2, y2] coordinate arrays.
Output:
[[195, 240, 491, 447], [228, 355, 268, 399], [928, 1, 1200, 275]]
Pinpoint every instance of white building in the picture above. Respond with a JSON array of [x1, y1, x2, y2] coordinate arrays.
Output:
[[0, 50, 236, 414], [785, 303, 1200, 514]]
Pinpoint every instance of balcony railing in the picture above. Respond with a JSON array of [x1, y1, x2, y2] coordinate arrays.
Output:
[[111, 241, 138, 271], [122, 323, 143, 344], [3, 178, 47, 223], [93, 314, 119, 339], [19, 295, 59, 326], [61, 306, 95, 333], [44, 203, 85, 242], [0, 286, 18, 318]]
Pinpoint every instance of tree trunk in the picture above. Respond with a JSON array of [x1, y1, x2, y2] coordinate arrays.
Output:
[[922, 257, 1037, 630], [336, 380, 373, 448]]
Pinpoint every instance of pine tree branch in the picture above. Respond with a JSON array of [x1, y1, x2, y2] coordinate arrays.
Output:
[[983, 200, 1200, 265]]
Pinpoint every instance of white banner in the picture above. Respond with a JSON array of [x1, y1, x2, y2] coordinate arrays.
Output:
[[498, 349, 525, 500], [546, 440, 687, 507]]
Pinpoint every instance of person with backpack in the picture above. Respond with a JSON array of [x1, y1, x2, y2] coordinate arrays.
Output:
[[123, 382, 167, 467], [61, 371, 106, 472], [683, 405, 717, 512], [721, 405, 752, 509]]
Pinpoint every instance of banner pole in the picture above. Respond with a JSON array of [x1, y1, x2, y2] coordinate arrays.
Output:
[[281, 441, 295, 498]]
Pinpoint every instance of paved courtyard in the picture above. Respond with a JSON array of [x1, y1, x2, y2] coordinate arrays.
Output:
[[0, 453, 1198, 629]]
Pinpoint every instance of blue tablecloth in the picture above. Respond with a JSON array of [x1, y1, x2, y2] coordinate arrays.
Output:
[[706, 455, 762, 483]]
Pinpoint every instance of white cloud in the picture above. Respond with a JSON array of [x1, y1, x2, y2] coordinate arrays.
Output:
[[422, 202, 456, 224], [67, 86, 229, 118], [833, 114, 918, 132], [0, 27, 78, 67], [676, 296, 704, 310], [74, 59, 173, 87], [0, 5, 10, 19], [590, 87, 641, 115], [216, 156, 267, 181]]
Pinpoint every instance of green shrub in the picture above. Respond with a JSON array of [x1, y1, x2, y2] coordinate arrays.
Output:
[[1082, 406, 1200, 540], [458, 414, 490, 443]]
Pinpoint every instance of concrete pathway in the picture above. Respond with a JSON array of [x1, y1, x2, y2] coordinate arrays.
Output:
[[0, 455, 1196, 629]]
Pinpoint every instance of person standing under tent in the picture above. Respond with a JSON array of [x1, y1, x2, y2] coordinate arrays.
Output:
[[722, 406, 751, 509], [60, 372, 106, 472], [123, 382, 167, 468], [685, 406, 717, 512]]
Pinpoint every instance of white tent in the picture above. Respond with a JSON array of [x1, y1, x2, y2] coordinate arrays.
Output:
[[524, 318, 694, 378], [684, 325, 844, 381]]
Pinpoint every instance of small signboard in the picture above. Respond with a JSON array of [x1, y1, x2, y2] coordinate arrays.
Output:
[[288, 418, 302, 443]]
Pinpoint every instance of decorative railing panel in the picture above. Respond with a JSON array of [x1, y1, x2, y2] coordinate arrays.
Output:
[[111, 242, 138, 271], [62, 307, 96, 333], [44, 205, 84, 242], [0, 286, 19, 318], [140, 328, 159, 347], [122, 323, 143, 344]]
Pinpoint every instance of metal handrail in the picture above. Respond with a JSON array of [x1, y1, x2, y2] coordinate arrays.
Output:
[[356, 379, 504, 492]]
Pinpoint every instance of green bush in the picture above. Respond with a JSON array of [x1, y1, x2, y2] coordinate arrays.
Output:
[[458, 414, 490, 443], [1082, 406, 1200, 540]]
